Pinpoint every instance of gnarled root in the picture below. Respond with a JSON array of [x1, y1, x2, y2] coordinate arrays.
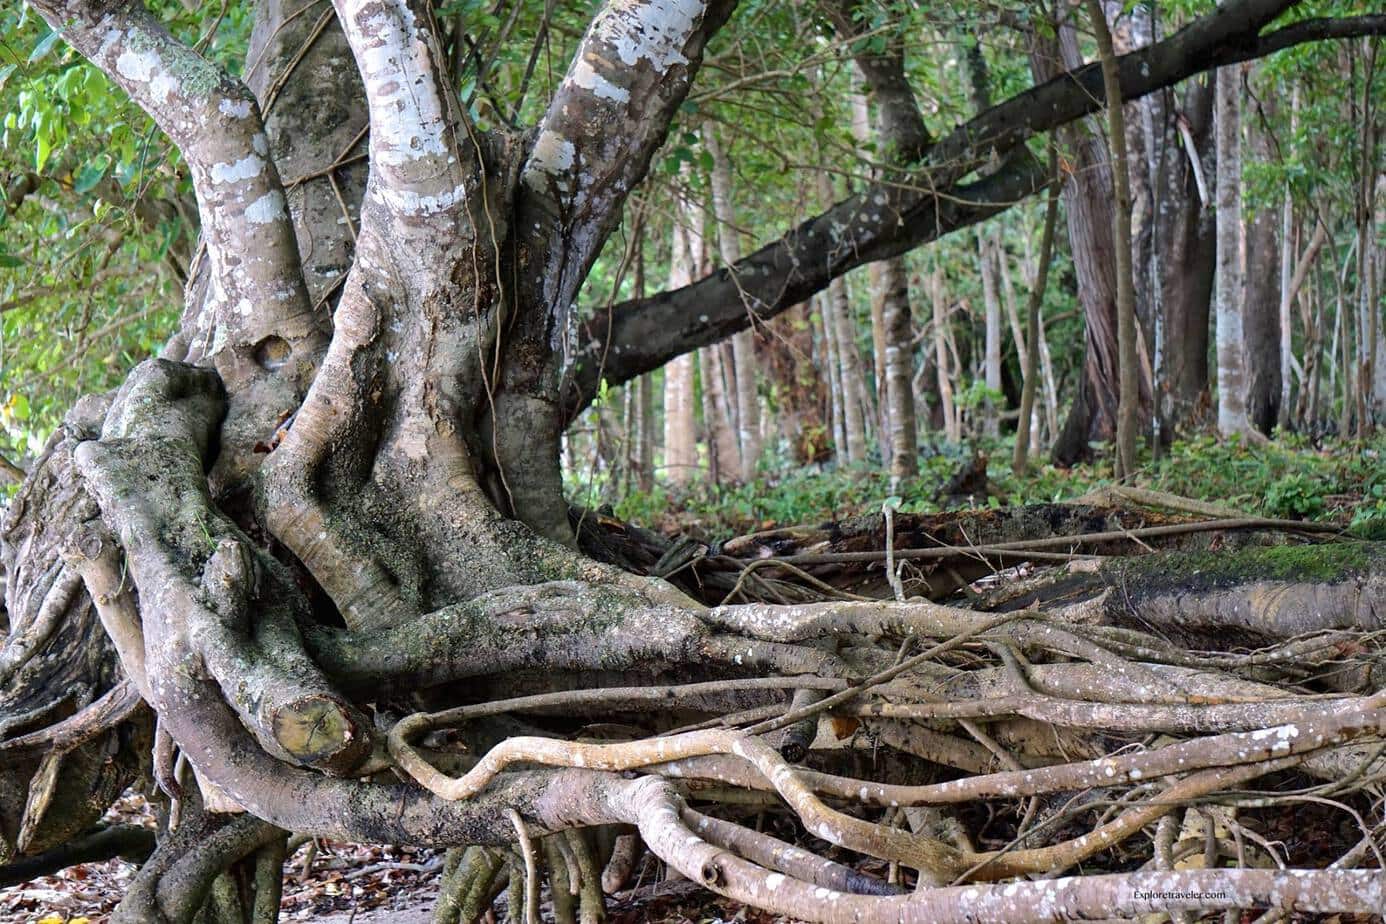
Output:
[[112, 806, 283, 924]]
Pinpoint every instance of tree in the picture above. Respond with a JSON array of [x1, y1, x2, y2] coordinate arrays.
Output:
[[1085, 0, 1140, 478], [3, 0, 1386, 921], [1214, 65, 1257, 438]]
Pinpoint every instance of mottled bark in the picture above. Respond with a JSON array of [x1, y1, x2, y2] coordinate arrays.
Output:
[[5, 2, 1386, 921], [1214, 66, 1254, 437]]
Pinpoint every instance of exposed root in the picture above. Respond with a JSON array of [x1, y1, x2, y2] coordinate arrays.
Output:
[[14, 357, 1386, 921], [112, 808, 283, 924]]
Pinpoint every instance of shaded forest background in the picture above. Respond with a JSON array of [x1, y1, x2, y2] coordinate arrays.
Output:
[[1, 0, 1382, 520]]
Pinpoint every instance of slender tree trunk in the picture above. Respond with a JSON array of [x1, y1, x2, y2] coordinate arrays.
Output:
[[632, 239, 656, 493], [880, 256, 918, 484], [700, 344, 737, 484], [1032, 13, 1148, 463], [1371, 175, 1386, 425], [1243, 76, 1283, 436], [1213, 66, 1254, 438], [1278, 86, 1300, 430], [978, 228, 1004, 438], [663, 219, 699, 486], [1086, 0, 1139, 478], [826, 275, 868, 465], [848, 85, 919, 482], [930, 267, 961, 443], [819, 292, 846, 457], [635, 375, 655, 492], [705, 127, 761, 480], [1015, 147, 1061, 476], [852, 93, 890, 438], [1358, 40, 1383, 425]]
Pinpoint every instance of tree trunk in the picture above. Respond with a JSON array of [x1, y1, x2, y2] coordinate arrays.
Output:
[[930, 268, 962, 444], [819, 292, 847, 458], [1031, 14, 1142, 464], [6, 2, 1386, 920], [1157, 79, 1216, 433], [706, 127, 761, 481], [880, 256, 918, 484], [978, 228, 1004, 439], [1214, 66, 1254, 438], [1243, 76, 1283, 436], [1277, 85, 1301, 430], [1086, 0, 1140, 479], [700, 344, 738, 485], [664, 218, 700, 487], [1014, 148, 1060, 476], [825, 272, 868, 466]]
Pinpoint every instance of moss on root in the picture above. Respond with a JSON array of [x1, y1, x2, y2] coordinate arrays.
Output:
[[1107, 541, 1379, 594]]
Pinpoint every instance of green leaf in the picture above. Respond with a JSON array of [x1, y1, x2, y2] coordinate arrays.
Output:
[[34, 132, 52, 172], [73, 159, 108, 194], [7, 394, 30, 421], [28, 29, 62, 64], [0, 64, 16, 90], [0, 250, 22, 268]]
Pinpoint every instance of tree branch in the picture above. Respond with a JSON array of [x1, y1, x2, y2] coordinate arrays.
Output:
[[566, 151, 1045, 420], [519, 0, 737, 324], [567, 3, 1386, 416], [27, 0, 322, 370], [330, 0, 474, 219]]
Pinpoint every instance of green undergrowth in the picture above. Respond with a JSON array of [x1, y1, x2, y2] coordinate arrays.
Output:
[[595, 431, 1386, 539]]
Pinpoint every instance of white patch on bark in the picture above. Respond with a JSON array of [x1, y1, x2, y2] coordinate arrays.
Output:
[[219, 98, 253, 119], [570, 58, 630, 103], [525, 130, 578, 195], [354, 5, 449, 166], [115, 45, 158, 83], [148, 70, 178, 104], [599, 0, 703, 70], [376, 182, 468, 215], [245, 191, 287, 224], [210, 154, 266, 185]]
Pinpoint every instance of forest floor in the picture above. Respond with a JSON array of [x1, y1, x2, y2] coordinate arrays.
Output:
[[0, 804, 785, 923]]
